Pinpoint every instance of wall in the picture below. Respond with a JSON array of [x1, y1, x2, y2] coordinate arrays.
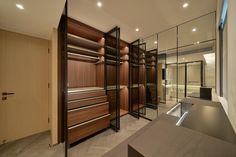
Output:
[[49, 28, 58, 145], [216, 0, 236, 132], [0, 29, 49, 143], [227, 0, 236, 131]]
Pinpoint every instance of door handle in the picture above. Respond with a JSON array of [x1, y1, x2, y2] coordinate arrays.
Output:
[[2, 92, 15, 96]]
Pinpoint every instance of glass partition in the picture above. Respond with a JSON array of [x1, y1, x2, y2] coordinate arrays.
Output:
[[178, 12, 216, 95], [158, 28, 178, 108], [178, 13, 216, 47]]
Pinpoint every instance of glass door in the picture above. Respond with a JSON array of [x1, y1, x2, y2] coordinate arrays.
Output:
[[129, 39, 140, 118], [139, 43, 146, 115], [105, 27, 120, 131]]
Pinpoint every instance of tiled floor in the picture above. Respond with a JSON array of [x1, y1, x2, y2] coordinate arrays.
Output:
[[0, 102, 176, 157]]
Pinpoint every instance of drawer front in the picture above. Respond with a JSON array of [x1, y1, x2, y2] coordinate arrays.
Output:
[[68, 115, 110, 144], [68, 96, 107, 109], [68, 90, 105, 101], [68, 102, 109, 127]]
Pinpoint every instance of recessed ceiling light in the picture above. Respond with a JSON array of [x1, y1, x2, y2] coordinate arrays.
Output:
[[135, 28, 139, 32], [97, 1, 102, 7], [154, 41, 157, 44], [192, 28, 197, 32], [183, 3, 189, 8], [16, 4, 24, 10], [196, 41, 200, 44]]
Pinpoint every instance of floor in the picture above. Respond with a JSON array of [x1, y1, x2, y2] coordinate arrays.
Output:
[[0, 103, 176, 157]]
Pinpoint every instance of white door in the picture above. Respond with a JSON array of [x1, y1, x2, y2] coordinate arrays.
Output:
[[0, 30, 49, 144]]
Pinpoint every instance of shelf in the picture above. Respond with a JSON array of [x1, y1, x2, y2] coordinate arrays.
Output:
[[106, 85, 127, 91], [120, 109, 128, 117], [68, 33, 103, 50], [132, 104, 145, 111], [68, 52, 99, 62], [68, 45, 102, 57], [106, 59, 123, 65], [130, 84, 145, 88], [146, 83, 156, 86], [68, 87, 104, 93]]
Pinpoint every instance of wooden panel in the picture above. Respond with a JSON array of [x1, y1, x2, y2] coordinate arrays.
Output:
[[120, 88, 129, 111], [96, 63, 104, 87], [68, 60, 96, 88], [68, 90, 105, 101], [68, 102, 109, 127], [67, 17, 104, 42], [107, 65, 117, 85], [68, 115, 110, 144], [68, 96, 107, 110], [107, 90, 117, 120]]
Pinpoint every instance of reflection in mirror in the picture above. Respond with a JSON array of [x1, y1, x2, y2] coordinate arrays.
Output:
[[178, 12, 216, 47], [177, 40, 216, 99], [158, 28, 178, 113]]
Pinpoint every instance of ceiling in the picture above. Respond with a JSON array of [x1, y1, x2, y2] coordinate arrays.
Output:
[[0, 0, 216, 41], [0, 0, 66, 39], [69, 0, 217, 42]]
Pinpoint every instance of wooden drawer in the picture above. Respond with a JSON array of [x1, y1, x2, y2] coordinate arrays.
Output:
[[68, 96, 107, 109], [68, 102, 109, 127], [68, 90, 105, 101], [68, 114, 110, 144]]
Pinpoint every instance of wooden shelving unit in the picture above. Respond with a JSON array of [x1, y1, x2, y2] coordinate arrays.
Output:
[[66, 18, 110, 145]]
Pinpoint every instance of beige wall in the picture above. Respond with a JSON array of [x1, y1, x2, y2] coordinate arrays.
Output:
[[49, 28, 58, 145], [0, 29, 50, 143], [216, 0, 236, 132], [227, 0, 236, 132]]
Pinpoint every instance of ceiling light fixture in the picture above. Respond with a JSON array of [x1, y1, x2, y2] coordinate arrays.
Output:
[[192, 28, 197, 32], [183, 3, 189, 8], [16, 4, 24, 10], [97, 1, 102, 7], [135, 28, 139, 32], [154, 41, 157, 44]]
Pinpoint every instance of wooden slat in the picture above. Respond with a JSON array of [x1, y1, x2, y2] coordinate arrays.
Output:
[[68, 96, 107, 110]]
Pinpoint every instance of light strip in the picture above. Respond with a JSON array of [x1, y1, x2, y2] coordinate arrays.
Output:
[[176, 112, 188, 126], [166, 103, 181, 115]]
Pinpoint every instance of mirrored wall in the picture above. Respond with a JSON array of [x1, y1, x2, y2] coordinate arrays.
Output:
[[141, 12, 216, 116]]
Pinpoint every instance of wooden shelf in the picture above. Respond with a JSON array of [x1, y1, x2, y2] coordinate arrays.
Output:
[[132, 104, 145, 111], [68, 45, 102, 57], [130, 84, 145, 88], [120, 109, 128, 117], [68, 87, 104, 93], [146, 83, 156, 86], [68, 52, 99, 62], [68, 33, 103, 50], [107, 85, 127, 91]]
